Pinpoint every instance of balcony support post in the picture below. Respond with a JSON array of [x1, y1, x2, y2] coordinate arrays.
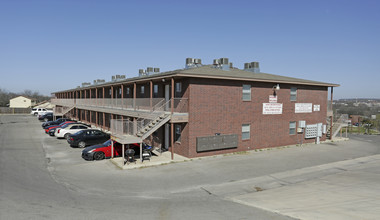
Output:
[[150, 81, 153, 110], [171, 77, 174, 160], [330, 86, 333, 140]]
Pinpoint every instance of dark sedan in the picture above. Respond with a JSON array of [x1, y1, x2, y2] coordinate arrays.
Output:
[[38, 112, 54, 121], [67, 129, 110, 148], [42, 118, 73, 129]]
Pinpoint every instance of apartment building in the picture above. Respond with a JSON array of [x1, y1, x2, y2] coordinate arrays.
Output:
[[52, 58, 338, 158]]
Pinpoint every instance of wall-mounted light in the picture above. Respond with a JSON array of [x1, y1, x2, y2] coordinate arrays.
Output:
[[273, 84, 280, 96]]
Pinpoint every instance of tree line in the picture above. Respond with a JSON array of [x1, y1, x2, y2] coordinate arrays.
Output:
[[0, 88, 51, 107]]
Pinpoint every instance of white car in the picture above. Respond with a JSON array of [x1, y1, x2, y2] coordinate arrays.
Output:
[[31, 108, 53, 116], [55, 123, 91, 139]]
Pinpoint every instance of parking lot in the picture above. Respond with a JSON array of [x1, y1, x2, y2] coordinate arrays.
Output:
[[1, 114, 380, 220]]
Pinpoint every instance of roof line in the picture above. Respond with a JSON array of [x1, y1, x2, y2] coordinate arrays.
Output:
[[176, 73, 340, 87]]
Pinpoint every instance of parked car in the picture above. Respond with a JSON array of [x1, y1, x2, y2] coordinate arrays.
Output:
[[45, 121, 76, 134], [38, 112, 53, 122], [55, 124, 91, 139], [31, 108, 53, 116], [67, 129, 110, 148], [47, 121, 82, 136], [42, 118, 73, 129], [82, 140, 152, 160], [81, 140, 143, 160]]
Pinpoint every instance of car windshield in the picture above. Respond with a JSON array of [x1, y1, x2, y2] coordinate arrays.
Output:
[[103, 139, 112, 146]]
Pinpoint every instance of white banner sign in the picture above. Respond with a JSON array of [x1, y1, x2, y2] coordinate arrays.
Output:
[[269, 95, 277, 103], [263, 103, 283, 115], [295, 103, 312, 113], [313, 104, 320, 111]]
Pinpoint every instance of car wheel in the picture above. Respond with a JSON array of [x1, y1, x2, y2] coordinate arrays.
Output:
[[78, 141, 86, 148], [64, 133, 70, 140], [34, 113, 38, 116], [44, 118, 49, 122], [93, 152, 105, 160]]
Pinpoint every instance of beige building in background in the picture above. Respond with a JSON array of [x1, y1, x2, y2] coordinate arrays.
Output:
[[9, 96, 34, 108]]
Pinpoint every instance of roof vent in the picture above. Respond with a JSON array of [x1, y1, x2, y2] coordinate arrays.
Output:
[[81, 82, 91, 87], [93, 79, 105, 85], [244, 61, 260, 73], [139, 67, 160, 77], [112, 75, 126, 81], [213, 58, 231, 71], [139, 69, 147, 77], [186, 58, 202, 69]]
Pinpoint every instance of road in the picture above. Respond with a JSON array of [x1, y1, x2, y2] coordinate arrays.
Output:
[[1, 115, 379, 219]]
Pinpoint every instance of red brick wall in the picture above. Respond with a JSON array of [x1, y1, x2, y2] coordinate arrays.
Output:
[[183, 78, 328, 158]]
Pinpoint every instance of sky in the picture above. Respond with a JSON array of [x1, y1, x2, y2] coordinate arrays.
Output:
[[0, 0, 379, 99]]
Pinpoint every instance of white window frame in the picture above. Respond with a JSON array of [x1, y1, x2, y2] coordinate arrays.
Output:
[[242, 84, 251, 101], [290, 87, 297, 101], [242, 124, 250, 140], [289, 121, 296, 135]]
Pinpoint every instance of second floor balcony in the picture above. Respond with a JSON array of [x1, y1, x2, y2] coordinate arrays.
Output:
[[51, 97, 188, 122]]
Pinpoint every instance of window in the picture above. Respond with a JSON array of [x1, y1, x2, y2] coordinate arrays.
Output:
[[153, 84, 158, 97], [126, 87, 130, 95], [242, 84, 251, 101], [242, 124, 250, 140], [141, 86, 145, 94], [289, 121, 296, 135], [175, 124, 181, 142], [175, 82, 182, 93], [290, 87, 297, 101]]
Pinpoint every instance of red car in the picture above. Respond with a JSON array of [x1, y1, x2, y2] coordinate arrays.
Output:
[[81, 140, 150, 161], [44, 121, 76, 133]]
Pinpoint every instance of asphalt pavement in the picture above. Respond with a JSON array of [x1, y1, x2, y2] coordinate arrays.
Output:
[[1, 114, 380, 220]]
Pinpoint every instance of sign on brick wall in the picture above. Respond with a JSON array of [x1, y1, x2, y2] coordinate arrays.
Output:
[[263, 103, 283, 114], [269, 95, 277, 103], [295, 103, 312, 113]]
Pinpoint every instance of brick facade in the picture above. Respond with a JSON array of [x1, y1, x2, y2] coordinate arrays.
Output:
[[176, 78, 329, 158]]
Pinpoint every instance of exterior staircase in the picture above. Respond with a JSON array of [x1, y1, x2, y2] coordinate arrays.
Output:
[[136, 113, 171, 140], [327, 114, 349, 139], [54, 105, 75, 117]]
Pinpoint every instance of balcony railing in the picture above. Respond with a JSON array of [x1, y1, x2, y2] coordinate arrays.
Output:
[[51, 98, 189, 113]]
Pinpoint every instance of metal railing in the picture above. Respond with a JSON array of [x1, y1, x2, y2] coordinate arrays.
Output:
[[51, 98, 75, 106], [110, 98, 184, 137], [327, 100, 333, 112], [52, 97, 189, 113]]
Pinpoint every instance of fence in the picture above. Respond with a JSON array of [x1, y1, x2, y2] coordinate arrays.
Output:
[[0, 107, 31, 114]]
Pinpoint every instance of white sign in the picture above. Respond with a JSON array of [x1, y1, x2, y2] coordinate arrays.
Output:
[[313, 104, 320, 112], [263, 103, 283, 115], [295, 103, 312, 113], [269, 95, 277, 103]]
